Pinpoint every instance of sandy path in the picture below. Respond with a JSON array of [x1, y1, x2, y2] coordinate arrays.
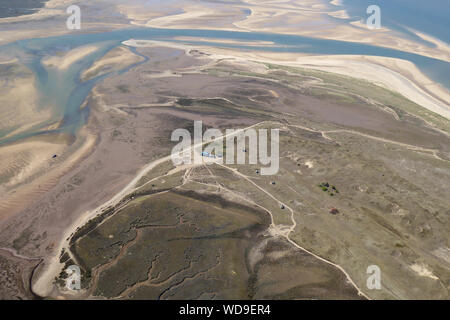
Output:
[[33, 119, 387, 299], [216, 163, 370, 300]]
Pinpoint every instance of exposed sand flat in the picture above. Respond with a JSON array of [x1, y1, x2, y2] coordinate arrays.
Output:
[[124, 40, 450, 120], [327, 9, 350, 19], [116, 2, 185, 22], [0, 140, 66, 189], [43, 45, 100, 70], [0, 62, 52, 138], [81, 46, 144, 81], [116, 0, 450, 62], [409, 29, 450, 58], [1, 0, 448, 62], [234, 7, 449, 62], [0, 129, 96, 223], [348, 21, 450, 62], [121, 1, 248, 31]]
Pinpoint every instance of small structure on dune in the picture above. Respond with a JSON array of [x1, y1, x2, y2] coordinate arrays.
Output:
[[329, 208, 340, 215]]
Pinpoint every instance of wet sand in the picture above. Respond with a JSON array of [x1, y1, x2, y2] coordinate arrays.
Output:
[[43, 45, 101, 70]]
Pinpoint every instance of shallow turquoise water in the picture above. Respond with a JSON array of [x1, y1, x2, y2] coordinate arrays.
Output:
[[1, 27, 449, 145]]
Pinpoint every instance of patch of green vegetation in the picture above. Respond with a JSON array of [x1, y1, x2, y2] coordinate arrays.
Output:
[[59, 250, 70, 264], [319, 182, 339, 196], [176, 98, 194, 106], [116, 84, 130, 93], [71, 190, 269, 298], [12, 228, 32, 250], [112, 129, 122, 138], [175, 97, 274, 119]]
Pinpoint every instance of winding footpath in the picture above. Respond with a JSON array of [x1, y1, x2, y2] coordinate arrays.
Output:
[[32, 121, 268, 297]]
